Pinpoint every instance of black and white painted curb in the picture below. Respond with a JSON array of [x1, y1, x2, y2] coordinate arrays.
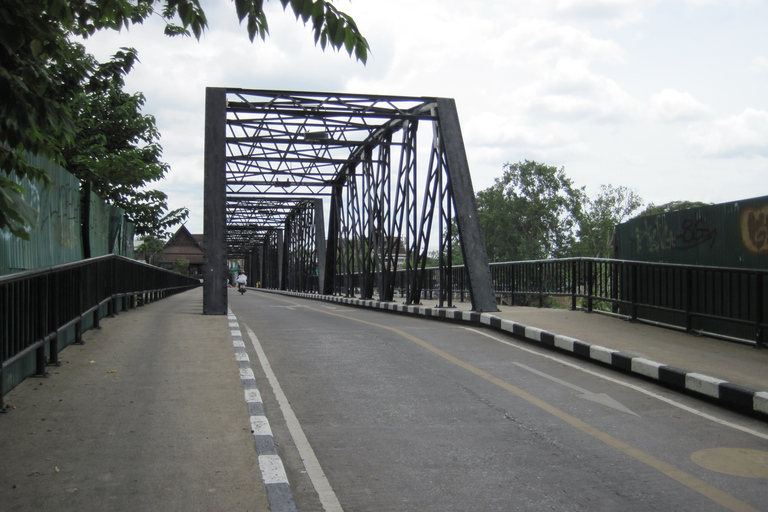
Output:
[[258, 290, 768, 419], [228, 310, 298, 512]]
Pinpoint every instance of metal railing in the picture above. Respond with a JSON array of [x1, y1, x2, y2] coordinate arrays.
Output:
[[275, 257, 767, 347], [1, 255, 201, 410], [413, 258, 767, 347]]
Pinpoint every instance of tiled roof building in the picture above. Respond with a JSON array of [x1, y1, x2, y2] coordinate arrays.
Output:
[[162, 225, 204, 276]]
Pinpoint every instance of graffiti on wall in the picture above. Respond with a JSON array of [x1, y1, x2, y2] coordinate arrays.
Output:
[[741, 205, 768, 254], [635, 217, 717, 254]]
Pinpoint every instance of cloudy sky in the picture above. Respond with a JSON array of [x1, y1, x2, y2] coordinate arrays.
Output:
[[81, 0, 768, 235]]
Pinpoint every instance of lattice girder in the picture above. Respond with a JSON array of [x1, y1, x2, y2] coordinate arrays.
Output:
[[203, 89, 496, 315]]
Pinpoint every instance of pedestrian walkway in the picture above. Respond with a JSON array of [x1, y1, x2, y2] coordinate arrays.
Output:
[[0, 288, 270, 512]]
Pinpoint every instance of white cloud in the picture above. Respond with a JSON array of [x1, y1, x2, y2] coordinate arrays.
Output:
[[555, 0, 651, 25], [749, 56, 768, 78], [514, 59, 639, 122], [683, 108, 768, 157], [648, 88, 712, 122]]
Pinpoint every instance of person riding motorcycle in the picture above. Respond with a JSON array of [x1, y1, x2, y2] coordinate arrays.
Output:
[[236, 270, 247, 293]]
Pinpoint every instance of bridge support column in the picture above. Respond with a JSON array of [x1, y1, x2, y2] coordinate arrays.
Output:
[[203, 87, 228, 315], [436, 98, 498, 313]]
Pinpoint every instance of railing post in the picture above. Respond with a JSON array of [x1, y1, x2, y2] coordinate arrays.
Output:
[[37, 274, 50, 374], [75, 320, 85, 345], [586, 259, 594, 312], [538, 262, 544, 308], [684, 268, 693, 334], [630, 263, 638, 322], [35, 345, 48, 377], [571, 260, 577, 310], [611, 260, 619, 314]]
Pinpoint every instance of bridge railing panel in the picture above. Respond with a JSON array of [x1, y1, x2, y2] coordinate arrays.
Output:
[[323, 257, 767, 347], [1, 256, 201, 410]]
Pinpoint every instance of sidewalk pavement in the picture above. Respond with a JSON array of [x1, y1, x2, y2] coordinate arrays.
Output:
[[280, 290, 768, 419], [0, 288, 270, 512]]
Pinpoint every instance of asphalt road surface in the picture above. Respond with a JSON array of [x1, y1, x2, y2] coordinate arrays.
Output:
[[229, 291, 768, 512]]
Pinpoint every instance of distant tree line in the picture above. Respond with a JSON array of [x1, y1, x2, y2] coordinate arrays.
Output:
[[445, 160, 710, 265]]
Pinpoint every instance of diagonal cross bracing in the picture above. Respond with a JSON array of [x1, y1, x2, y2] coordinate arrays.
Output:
[[204, 88, 496, 315]]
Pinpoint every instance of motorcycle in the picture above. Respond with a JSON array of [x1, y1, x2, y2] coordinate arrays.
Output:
[[238, 283, 246, 295]]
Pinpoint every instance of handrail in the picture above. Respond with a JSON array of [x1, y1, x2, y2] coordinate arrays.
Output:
[[1, 255, 201, 411], [318, 257, 767, 348], [465, 258, 767, 347]]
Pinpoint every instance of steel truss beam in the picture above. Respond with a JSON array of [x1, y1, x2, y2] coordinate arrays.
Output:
[[203, 88, 496, 314]]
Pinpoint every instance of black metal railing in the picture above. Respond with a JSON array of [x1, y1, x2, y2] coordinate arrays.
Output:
[[408, 258, 767, 347], [1, 255, 201, 410], [317, 258, 767, 347]]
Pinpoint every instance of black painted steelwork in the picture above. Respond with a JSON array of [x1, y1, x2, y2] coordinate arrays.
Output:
[[0, 255, 201, 411], [204, 89, 497, 314]]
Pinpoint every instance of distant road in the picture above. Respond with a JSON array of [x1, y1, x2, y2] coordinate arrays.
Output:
[[230, 290, 768, 512]]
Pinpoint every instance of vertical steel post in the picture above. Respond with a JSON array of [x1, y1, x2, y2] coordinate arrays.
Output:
[[587, 260, 594, 312], [324, 186, 341, 295], [435, 98, 497, 312], [571, 260, 578, 310], [277, 230, 286, 290], [314, 198, 327, 295], [203, 88, 228, 314]]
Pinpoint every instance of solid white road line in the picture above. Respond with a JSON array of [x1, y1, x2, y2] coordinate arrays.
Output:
[[245, 326, 344, 512]]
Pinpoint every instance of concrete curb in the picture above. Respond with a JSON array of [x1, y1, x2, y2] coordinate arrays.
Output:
[[260, 289, 768, 419]]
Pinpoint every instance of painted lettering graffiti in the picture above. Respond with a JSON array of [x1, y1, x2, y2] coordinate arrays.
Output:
[[741, 205, 768, 254], [675, 218, 717, 250], [635, 217, 717, 254]]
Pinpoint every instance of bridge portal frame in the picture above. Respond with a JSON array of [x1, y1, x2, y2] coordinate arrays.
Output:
[[203, 88, 496, 315]]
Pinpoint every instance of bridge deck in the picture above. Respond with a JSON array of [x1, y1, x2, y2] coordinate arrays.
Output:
[[2, 287, 767, 511]]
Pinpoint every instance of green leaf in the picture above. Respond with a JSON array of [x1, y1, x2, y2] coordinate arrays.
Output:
[[354, 40, 368, 63], [290, 0, 303, 20], [30, 39, 43, 57], [311, 1, 324, 29], [0, 183, 38, 239], [301, 0, 314, 23], [332, 20, 345, 48], [234, 0, 248, 21], [344, 27, 354, 55]]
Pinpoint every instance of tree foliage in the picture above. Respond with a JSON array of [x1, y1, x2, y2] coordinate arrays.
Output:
[[637, 200, 712, 217], [573, 184, 642, 258], [61, 43, 188, 236], [172, 257, 190, 275], [136, 235, 165, 265], [1, 0, 370, 238], [476, 160, 585, 262]]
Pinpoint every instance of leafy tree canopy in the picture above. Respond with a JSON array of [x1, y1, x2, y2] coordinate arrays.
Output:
[[61, 42, 188, 236], [476, 160, 586, 262], [573, 184, 642, 258], [136, 234, 165, 265], [1, 0, 370, 238], [637, 200, 712, 217]]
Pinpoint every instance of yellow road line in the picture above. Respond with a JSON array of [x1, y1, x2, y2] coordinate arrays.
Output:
[[275, 298, 760, 512]]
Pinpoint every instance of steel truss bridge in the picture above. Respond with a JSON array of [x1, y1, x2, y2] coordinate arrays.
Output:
[[203, 89, 496, 315]]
